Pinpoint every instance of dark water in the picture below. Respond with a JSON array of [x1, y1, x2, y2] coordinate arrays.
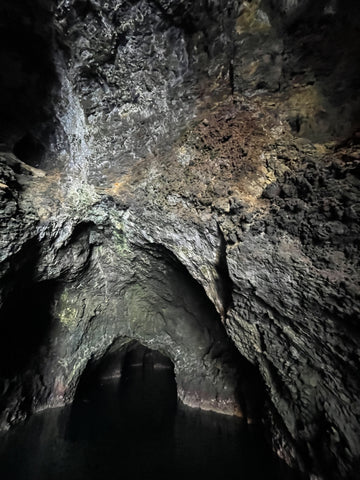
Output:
[[0, 365, 282, 480]]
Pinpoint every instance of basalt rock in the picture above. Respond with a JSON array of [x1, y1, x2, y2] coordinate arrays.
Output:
[[0, 1, 359, 480]]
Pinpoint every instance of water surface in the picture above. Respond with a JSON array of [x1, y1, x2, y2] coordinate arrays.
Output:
[[0, 365, 280, 480]]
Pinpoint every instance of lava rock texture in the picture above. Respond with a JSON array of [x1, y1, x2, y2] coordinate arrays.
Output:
[[0, 1, 359, 479]]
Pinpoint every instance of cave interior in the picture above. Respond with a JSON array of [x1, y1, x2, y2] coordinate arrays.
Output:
[[0, 1, 359, 480]]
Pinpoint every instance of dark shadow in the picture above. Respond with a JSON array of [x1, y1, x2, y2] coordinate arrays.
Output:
[[13, 134, 46, 168], [67, 341, 178, 478], [216, 224, 234, 314], [0, 0, 58, 166], [118, 342, 177, 432], [72, 341, 177, 425], [0, 240, 58, 379]]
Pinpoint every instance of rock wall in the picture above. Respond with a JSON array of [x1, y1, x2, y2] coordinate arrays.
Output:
[[0, 1, 359, 479]]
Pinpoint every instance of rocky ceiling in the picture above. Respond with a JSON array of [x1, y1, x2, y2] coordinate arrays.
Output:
[[0, 0, 359, 479]]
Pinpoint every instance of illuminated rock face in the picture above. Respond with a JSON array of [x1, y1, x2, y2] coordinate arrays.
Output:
[[0, 1, 359, 479]]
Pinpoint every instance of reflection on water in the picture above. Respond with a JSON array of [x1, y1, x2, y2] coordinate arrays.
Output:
[[0, 365, 280, 480]]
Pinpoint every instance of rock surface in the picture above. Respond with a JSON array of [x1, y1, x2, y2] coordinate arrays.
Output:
[[0, 1, 359, 479]]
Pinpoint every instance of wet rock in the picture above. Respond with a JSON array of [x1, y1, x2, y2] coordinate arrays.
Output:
[[0, 2, 360, 480]]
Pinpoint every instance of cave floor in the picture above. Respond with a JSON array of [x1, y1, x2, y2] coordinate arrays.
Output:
[[0, 364, 281, 480]]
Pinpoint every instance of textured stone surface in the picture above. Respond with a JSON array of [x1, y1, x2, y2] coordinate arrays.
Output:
[[0, 1, 359, 479]]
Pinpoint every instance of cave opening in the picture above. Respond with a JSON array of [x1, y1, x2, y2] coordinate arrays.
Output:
[[59, 340, 280, 480], [0, 335, 295, 480], [0, 241, 284, 480], [71, 341, 178, 438]]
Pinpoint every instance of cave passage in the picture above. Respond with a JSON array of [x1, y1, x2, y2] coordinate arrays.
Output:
[[0, 342, 281, 480]]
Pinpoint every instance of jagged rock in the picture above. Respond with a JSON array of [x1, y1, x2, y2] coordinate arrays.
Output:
[[0, 1, 359, 479]]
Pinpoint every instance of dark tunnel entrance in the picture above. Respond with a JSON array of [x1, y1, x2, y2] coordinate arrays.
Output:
[[59, 341, 280, 480], [0, 343, 283, 480], [72, 341, 178, 435]]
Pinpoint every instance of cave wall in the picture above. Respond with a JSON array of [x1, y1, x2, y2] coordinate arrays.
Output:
[[0, 1, 360, 479], [37, 231, 246, 417]]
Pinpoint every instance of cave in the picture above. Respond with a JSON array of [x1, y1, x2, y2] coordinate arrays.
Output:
[[72, 341, 179, 433], [0, 342, 282, 480], [0, 0, 359, 479]]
